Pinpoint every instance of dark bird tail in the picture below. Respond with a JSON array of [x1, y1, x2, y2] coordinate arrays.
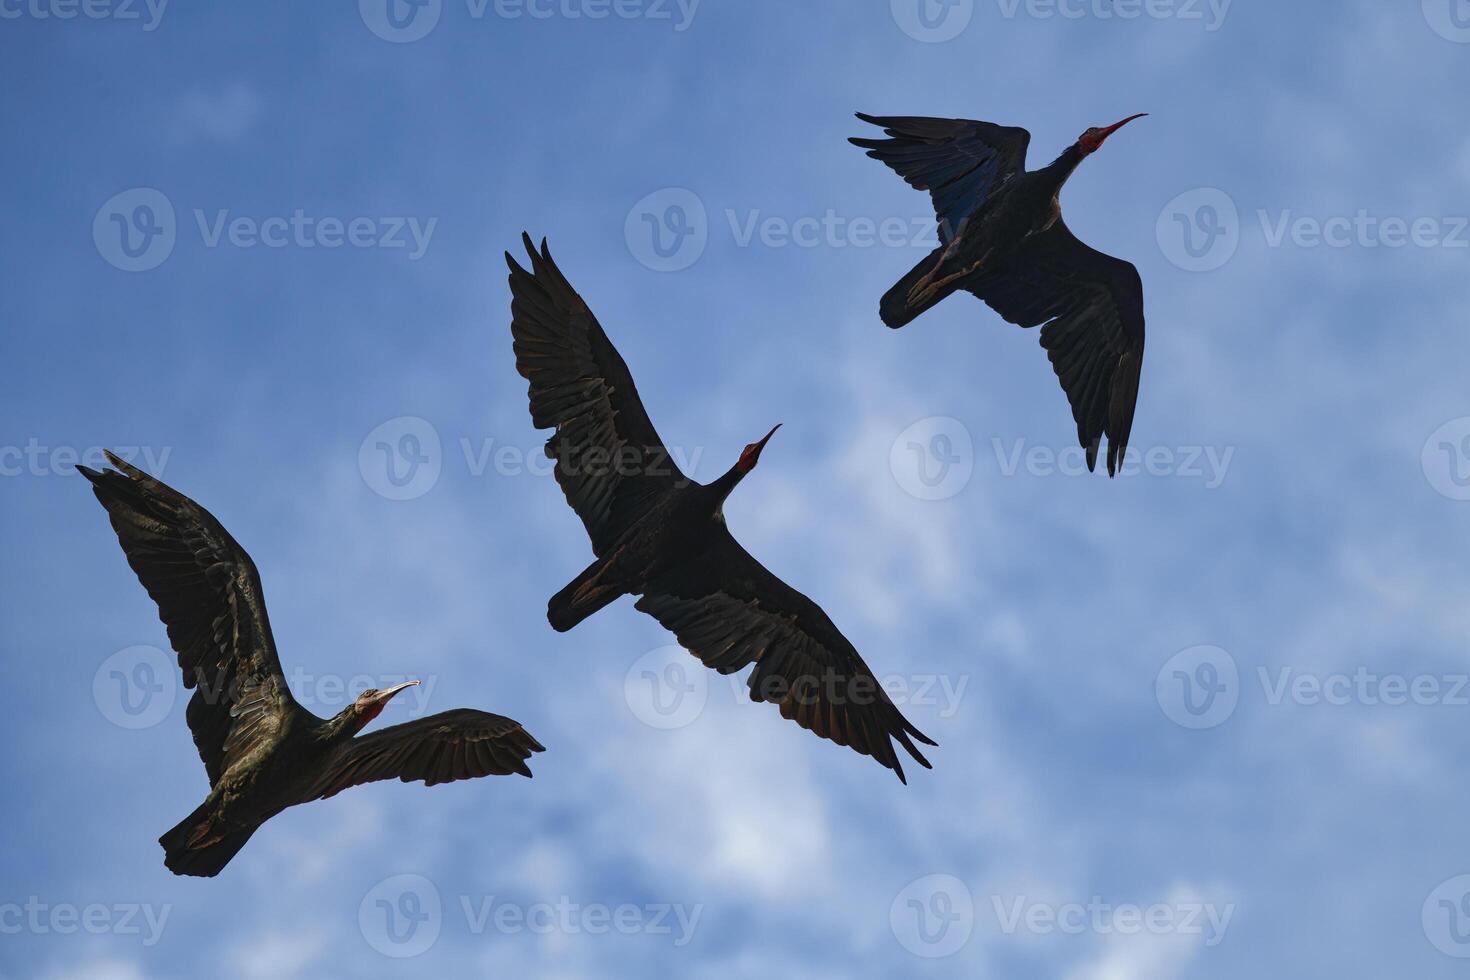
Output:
[[547, 559, 623, 633], [159, 801, 259, 878], [880, 243, 951, 328]]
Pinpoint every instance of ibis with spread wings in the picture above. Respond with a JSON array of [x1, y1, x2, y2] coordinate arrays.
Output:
[[851, 111, 1149, 475], [507, 234, 935, 783], [79, 453, 544, 877]]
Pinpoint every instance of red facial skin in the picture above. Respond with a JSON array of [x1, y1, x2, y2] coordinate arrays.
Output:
[[737, 424, 782, 473], [1079, 113, 1148, 155]]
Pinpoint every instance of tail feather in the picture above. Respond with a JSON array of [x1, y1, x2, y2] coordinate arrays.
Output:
[[159, 802, 258, 878], [547, 559, 623, 633], [879, 244, 950, 328]]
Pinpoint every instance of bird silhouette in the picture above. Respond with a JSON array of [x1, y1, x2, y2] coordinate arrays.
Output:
[[79, 452, 544, 877], [852, 111, 1148, 475], [507, 234, 935, 782]]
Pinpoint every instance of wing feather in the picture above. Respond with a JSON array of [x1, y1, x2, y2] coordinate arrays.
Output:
[[507, 235, 686, 556], [963, 220, 1146, 474], [851, 113, 1031, 243], [311, 710, 544, 799], [635, 531, 935, 783], [78, 453, 302, 785]]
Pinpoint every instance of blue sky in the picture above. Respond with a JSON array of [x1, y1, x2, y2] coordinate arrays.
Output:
[[4, 0, 1470, 976]]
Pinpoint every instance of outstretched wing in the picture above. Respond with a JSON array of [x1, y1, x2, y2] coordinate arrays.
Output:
[[964, 220, 1145, 476], [310, 710, 544, 799], [78, 452, 304, 786], [507, 234, 687, 557], [850, 113, 1031, 243], [635, 530, 936, 783]]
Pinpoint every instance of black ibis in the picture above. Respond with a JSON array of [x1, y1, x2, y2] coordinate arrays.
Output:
[[79, 452, 544, 877], [507, 234, 935, 783], [851, 111, 1149, 475]]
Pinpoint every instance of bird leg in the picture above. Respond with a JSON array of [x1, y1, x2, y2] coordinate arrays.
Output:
[[909, 250, 992, 309]]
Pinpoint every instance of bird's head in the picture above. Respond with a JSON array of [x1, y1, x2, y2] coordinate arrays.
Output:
[[347, 680, 420, 733], [735, 424, 781, 475], [1077, 113, 1147, 156]]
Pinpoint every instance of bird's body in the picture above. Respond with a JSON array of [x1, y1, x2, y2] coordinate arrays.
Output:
[[79, 453, 544, 877], [549, 469, 750, 632], [852, 112, 1148, 475], [508, 235, 935, 782]]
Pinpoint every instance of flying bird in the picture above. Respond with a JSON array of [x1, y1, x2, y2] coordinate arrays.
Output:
[[851, 111, 1148, 475], [79, 452, 544, 877], [507, 234, 935, 783]]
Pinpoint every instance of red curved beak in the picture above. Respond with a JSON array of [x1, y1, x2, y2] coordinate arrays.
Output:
[[754, 424, 782, 453], [1098, 113, 1148, 140]]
